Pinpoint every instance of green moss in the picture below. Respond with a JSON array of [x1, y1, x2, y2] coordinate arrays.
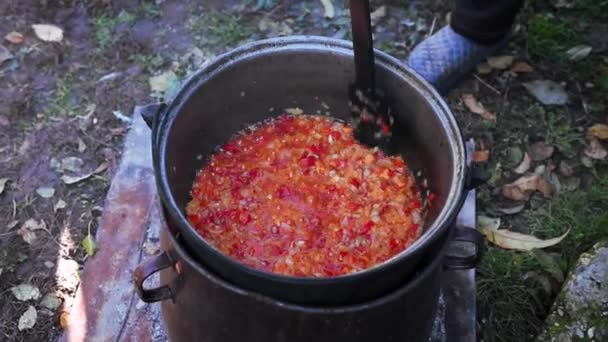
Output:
[[576, 0, 608, 18], [542, 111, 585, 159], [526, 14, 581, 63], [128, 53, 165, 73], [93, 10, 136, 49], [599, 67, 608, 92], [377, 40, 399, 56], [140, 2, 161, 18], [187, 13, 254, 49], [46, 76, 77, 117]]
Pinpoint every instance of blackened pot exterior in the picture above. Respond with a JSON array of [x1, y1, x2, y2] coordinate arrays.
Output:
[[158, 224, 448, 342], [143, 36, 476, 305]]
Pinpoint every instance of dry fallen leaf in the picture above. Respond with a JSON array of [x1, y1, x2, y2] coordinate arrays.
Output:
[[478, 216, 569, 251], [505, 172, 552, 199], [487, 55, 514, 70], [584, 138, 607, 160], [36, 186, 55, 199], [7, 220, 19, 229], [476, 63, 492, 74], [514, 152, 532, 174], [523, 80, 568, 105], [502, 173, 540, 201], [59, 311, 69, 329], [0, 178, 8, 195], [462, 94, 496, 121], [11, 284, 41, 301], [54, 199, 67, 212], [370, 6, 387, 26], [40, 293, 62, 311], [17, 219, 46, 245], [31, 24, 63, 42], [529, 142, 555, 161], [60, 156, 84, 173], [496, 204, 525, 215], [511, 62, 534, 73], [587, 124, 608, 140], [566, 45, 592, 61], [581, 155, 593, 168], [5, 31, 24, 44], [61, 163, 108, 185], [559, 160, 574, 177], [18, 306, 37, 331], [319, 0, 335, 19], [551, 0, 575, 8], [537, 178, 553, 198], [473, 150, 490, 163]]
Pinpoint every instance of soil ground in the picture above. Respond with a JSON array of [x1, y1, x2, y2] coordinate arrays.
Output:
[[0, 1, 606, 341]]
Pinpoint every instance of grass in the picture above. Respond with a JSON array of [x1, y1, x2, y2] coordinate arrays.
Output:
[[477, 171, 608, 341], [599, 66, 608, 92], [377, 40, 400, 56], [526, 14, 581, 63], [477, 248, 548, 342], [576, 0, 608, 18], [530, 173, 608, 262], [46, 76, 77, 117], [187, 13, 254, 49], [542, 111, 585, 159], [128, 53, 165, 73], [93, 10, 136, 49]]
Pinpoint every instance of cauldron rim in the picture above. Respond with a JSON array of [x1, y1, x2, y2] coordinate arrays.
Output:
[[152, 36, 467, 285]]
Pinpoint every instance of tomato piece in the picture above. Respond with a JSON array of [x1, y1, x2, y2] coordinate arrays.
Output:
[[186, 115, 423, 277]]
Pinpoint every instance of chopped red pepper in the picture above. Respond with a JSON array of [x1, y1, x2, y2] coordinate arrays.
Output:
[[186, 115, 423, 277]]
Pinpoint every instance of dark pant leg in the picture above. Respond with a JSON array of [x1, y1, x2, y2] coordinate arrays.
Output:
[[451, 0, 524, 45]]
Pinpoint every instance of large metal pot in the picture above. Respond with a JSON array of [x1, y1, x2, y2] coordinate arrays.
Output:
[[136, 216, 452, 342], [136, 36, 483, 306]]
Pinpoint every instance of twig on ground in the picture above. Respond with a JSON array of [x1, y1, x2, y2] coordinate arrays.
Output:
[[428, 16, 437, 38], [474, 74, 501, 95]]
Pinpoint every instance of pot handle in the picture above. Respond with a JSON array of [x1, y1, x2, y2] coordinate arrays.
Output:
[[443, 225, 485, 270], [139, 102, 167, 129], [465, 164, 490, 190], [133, 251, 177, 303]]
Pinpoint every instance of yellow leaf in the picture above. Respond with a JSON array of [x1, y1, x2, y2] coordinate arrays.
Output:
[[477, 216, 569, 251], [59, 311, 69, 329], [588, 124, 608, 140], [81, 223, 98, 257]]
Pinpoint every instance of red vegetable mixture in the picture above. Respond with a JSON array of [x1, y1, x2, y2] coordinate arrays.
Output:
[[187, 115, 423, 277]]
